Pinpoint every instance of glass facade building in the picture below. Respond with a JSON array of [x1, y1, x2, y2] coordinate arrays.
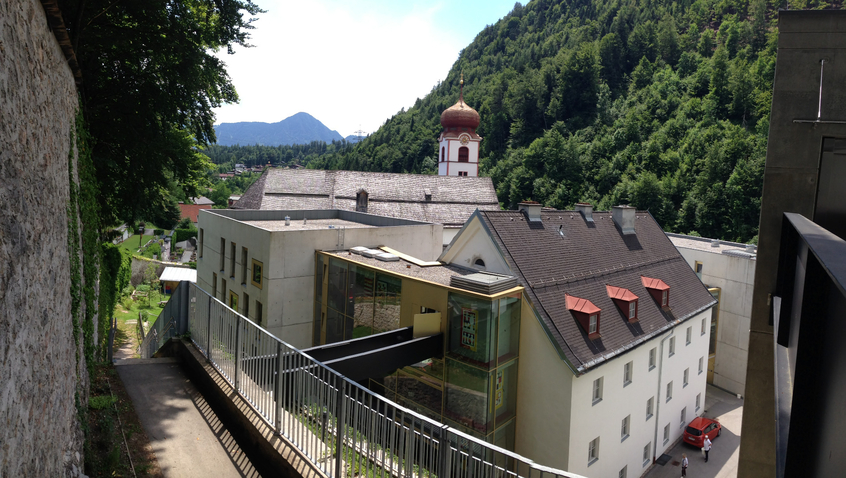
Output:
[[313, 252, 522, 448]]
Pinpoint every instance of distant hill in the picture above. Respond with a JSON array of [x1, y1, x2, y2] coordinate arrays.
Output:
[[214, 112, 343, 146], [345, 134, 366, 143]]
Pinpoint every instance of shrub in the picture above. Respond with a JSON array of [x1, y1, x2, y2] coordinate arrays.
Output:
[[141, 241, 161, 259], [174, 228, 197, 243], [187, 261, 196, 269], [153, 228, 164, 235]]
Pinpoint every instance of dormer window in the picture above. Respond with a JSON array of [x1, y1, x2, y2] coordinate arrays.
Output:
[[424, 188, 432, 202], [641, 276, 670, 308], [606, 285, 639, 322], [566, 294, 601, 339]]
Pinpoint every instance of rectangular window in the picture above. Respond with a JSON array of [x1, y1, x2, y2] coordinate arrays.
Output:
[[621, 415, 630, 440], [699, 357, 704, 374], [241, 246, 248, 284], [251, 259, 263, 289], [588, 437, 600, 465], [643, 442, 651, 466], [684, 368, 690, 387], [649, 348, 656, 370], [663, 423, 670, 445], [199, 228, 204, 258], [681, 407, 687, 427], [686, 326, 692, 345], [230, 242, 236, 277], [662, 290, 668, 306], [619, 466, 627, 478], [221, 278, 227, 301], [666, 381, 673, 402], [589, 314, 597, 333], [256, 300, 263, 327], [212, 272, 217, 297], [701, 317, 707, 335], [669, 336, 676, 356], [646, 397, 654, 420], [592, 377, 603, 404], [229, 290, 238, 311], [592, 377, 603, 402], [629, 301, 636, 319], [694, 261, 703, 279], [624, 361, 633, 386], [220, 238, 226, 271], [696, 393, 701, 411], [243, 293, 249, 318]]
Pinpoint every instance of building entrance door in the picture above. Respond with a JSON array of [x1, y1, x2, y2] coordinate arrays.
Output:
[[707, 288, 721, 384]]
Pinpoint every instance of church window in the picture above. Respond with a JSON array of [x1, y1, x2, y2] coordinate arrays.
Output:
[[356, 190, 368, 213], [458, 146, 469, 162], [441, 146, 445, 162]]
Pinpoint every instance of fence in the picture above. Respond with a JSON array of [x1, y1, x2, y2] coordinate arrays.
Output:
[[147, 281, 582, 478]]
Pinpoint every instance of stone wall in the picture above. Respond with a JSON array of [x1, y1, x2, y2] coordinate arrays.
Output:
[[0, 0, 86, 476]]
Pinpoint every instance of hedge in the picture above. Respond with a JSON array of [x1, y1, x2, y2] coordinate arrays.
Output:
[[174, 228, 197, 243], [153, 228, 164, 235]]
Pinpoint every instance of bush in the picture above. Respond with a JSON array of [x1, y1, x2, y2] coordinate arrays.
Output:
[[177, 217, 193, 229], [141, 241, 161, 259], [174, 228, 197, 243], [153, 228, 164, 235], [187, 261, 196, 269]]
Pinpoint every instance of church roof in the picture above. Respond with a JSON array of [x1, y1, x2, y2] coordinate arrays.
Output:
[[233, 168, 500, 228], [440, 98, 481, 129]]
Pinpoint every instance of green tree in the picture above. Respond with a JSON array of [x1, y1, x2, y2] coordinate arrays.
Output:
[[58, 0, 263, 225]]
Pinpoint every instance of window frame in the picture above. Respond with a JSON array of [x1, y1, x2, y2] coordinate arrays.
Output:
[[646, 397, 654, 420], [589, 314, 598, 334], [643, 442, 651, 467], [588, 437, 600, 465], [666, 381, 673, 402], [621, 415, 631, 441], [701, 317, 707, 335], [662, 289, 668, 306], [592, 377, 603, 405], [699, 356, 704, 374], [458, 146, 470, 162], [696, 393, 701, 411], [241, 246, 248, 285], [251, 258, 263, 289], [686, 326, 692, 345], [219, 238, 226, 271], [669, 336, 676, 356], [680, 406, 687, 427], [663, 423, 670, 445], [649, 347, 656, 370], [629, 300, 637, 319], [624, 361, 633, 386], [684, 368, 690, 387], [230, 241, 236, 278], [199, 228, 204, 258]]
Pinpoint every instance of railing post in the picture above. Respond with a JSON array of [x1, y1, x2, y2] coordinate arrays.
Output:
[[438, 425, 450, 478], [334, 378, 347, 477], [274, 341, 284, 436], [206, 295, 212, 359], [234, 315, 242, 393]]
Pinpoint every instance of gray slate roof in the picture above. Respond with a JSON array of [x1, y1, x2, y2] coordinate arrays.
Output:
[[478, 209, 717, 373], [234, 168, 500, 227]]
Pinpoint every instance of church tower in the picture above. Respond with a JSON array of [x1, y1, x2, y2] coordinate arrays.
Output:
[[438, 75, 481, 176]]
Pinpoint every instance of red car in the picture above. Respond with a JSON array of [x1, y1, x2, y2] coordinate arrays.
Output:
[[683, 417, 721, 448]]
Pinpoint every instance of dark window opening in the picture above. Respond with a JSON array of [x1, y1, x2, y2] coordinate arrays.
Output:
[[356, 191, 368, 213], [441, 146, 445, 162], [458, 146, 469, 162], [474, 258, 486, 269]]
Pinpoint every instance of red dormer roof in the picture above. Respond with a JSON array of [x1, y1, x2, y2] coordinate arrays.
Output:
[[565, 294, 601, 314], [641, 276, 670, 290], [606, 285, 638, 301]]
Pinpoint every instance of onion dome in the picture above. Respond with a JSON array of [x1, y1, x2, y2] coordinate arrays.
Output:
[[440, 75, 480, 129]]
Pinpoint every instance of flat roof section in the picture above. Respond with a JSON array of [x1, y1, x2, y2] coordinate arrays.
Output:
[[242, 218, 374, 232], [667, 233, 757, 258]]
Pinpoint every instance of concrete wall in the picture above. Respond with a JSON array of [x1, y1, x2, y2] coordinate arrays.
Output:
[[740, 11, 846, 477], [440, 215, 511, 274], [197, 210, 443, 348], [0, 0, 86, 475], [674, 246, 755, 394]]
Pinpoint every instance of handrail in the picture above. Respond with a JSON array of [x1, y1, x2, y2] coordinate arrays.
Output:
[[146, 281, 584, 478]]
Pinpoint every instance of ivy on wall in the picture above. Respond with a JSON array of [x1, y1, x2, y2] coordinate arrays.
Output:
[[98, 243, 131, 358]]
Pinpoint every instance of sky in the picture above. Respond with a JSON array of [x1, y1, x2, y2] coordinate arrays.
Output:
[[211, 0, 520, 138]]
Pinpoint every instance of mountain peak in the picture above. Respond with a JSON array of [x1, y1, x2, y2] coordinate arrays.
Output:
[[214, 113, 342, 146]]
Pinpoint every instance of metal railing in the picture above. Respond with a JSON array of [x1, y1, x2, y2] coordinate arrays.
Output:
[[140, 282, 188, 358], [149, 281, 582, 478]]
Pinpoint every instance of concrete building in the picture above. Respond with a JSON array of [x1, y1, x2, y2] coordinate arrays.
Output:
[[311, 203, 716, 476], [668, 234, 756, 395], [196, 208, 442, 348], [232, 168, 499, 246]]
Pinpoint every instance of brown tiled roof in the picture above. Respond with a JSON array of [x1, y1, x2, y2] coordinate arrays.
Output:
[[478, 210, 716, 373], [234, 168, 500, 227], [178, 204, 211, 223]]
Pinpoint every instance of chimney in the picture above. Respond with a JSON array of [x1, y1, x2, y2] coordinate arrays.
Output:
[[575, 203, 594, 222], [518, 201, 543, 222], [612, 205, 636, 235], [711, 239, 721, 248]]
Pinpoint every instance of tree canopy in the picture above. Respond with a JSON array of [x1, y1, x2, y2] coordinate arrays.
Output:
[[58, 0, 262, 226]]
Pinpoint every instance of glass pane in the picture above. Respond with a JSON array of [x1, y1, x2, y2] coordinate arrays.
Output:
[[395, 369, 443, 418], [493, 359, 519, 428], [374, 273, 402, 333], [497, 295, 521, 365], [447, 292, 496, 369], [326, 308, 350, 344], [493, 419, 516, 467], [349, 265, 376, 337], [327, 258, 349, 314], [445, 359, 490, 436], [315, 254, 324, 304]]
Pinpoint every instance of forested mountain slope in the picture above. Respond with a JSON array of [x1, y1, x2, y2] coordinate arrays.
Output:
[[303, 0, 841, 243]]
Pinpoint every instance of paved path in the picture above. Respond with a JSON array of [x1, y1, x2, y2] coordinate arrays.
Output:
[[644, 384, 743, 478], [115, 358, 259, 478]]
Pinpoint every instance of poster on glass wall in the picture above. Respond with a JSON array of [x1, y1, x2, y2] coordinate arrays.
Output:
[[461, 308, 477, 351], [495, 369, 504, 410]]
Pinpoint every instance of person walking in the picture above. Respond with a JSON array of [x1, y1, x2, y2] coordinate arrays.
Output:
[[681, 453, 689, 477], [703, 435, 712, 462]]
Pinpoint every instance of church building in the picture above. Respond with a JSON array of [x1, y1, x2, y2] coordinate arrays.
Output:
[[438, 75, 481, 177]]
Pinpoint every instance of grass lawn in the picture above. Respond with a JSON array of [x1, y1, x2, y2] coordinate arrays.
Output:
[[113, 294, 166, 356], [118, 235, 155, 254]]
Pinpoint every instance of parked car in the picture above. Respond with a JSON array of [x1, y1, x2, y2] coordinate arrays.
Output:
[[683, 417, 721, 448]]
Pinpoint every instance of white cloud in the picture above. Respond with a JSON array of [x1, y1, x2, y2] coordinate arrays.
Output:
[[213, 0, 517, 138]]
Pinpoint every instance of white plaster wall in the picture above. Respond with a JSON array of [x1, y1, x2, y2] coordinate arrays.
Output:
[[563, 310, 710, 477], [440, 216, 510, 274], [438, 137, 479, 176], [674, 247, 755, 394], [514, 302, 574, 470]]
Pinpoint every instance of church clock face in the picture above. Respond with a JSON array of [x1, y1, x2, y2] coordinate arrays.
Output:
[[459, 134, 470, 145]]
